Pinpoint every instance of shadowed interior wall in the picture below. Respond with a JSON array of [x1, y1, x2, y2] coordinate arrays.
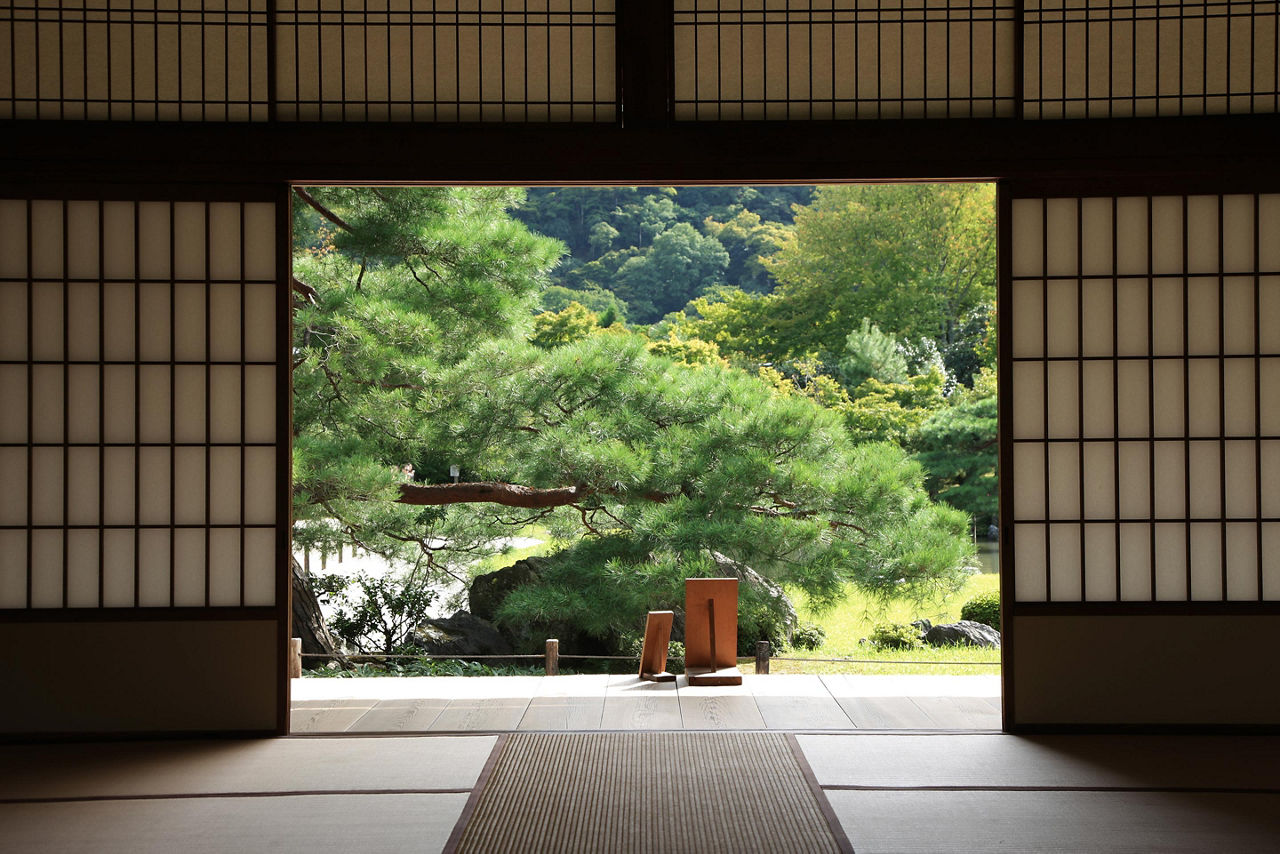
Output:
[[1003, 189, 1280, 727], [0, 193, 286, 736]]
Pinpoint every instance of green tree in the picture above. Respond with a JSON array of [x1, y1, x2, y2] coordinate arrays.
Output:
[[911, 368, 998, 525], [838, 318, 910, 390], [762, 183, 996, 361], [612, 222, 730, 322], [529, 302, 601, 349], [702, 209, 788, 293], [845, 368, 948, 445]]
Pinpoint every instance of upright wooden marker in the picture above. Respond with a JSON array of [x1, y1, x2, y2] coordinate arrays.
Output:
[[684, 578, 743, 686], [639, 611, 676, 682]]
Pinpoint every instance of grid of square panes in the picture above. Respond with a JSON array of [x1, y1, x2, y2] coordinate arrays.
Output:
[[1024, 1, 1280, 119], [1009, 194, 1280, 602], [0, 199, 279, 608], [673, 0, 1018, 119]]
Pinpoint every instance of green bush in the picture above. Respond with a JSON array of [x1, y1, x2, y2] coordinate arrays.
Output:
[[960, 590, 1001, 631], [790, 622, 826, 651], [868, 622, 922, 650]]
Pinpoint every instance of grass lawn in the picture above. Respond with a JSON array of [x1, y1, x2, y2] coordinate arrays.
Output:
[[743, 572, 1002, 676]]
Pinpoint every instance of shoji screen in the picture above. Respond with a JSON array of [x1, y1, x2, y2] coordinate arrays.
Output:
[[1002, 185, 1280, 728], [0, 189, 288, 736]]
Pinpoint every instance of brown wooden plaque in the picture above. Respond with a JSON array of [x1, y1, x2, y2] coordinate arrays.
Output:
[[684, 578, 743, 686], [638, 610, 676, 682]]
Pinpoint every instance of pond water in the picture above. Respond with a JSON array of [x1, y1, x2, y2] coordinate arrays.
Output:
[[974, 541, 999, 575]]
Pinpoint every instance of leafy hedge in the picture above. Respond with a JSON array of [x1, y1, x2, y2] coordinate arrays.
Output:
[[960, 590, 1000, 631]]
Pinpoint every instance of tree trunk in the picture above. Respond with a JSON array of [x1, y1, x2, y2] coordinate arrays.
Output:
[[291, 555, 345, 661]]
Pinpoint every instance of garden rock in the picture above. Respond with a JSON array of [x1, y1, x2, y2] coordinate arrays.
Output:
[[707, 550, 798, 639], [469, 556, 549, 623], [413, 610, 513, 657], [923, 619, 1001, 649], [911, 618, 932, 634]]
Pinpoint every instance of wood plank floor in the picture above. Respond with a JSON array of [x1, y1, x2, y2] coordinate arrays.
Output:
[[290, 674, 1002, 732]]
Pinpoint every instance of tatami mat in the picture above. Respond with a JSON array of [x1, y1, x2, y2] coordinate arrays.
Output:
[[797, 733, 1280, 790], [449, 732, 851, 853], [0, 736, 496, 800], [1, 792, 468, 854], [827, 790, 1280, 853]]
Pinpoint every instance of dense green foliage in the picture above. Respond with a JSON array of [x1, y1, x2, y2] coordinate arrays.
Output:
[[293, 185, 983, 657], [960, 590, 1001, 631]]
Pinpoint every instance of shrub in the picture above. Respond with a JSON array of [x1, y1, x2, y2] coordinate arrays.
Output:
[[960, 590, 1001, 631], [790, 622, 826, 651], [868, 622, 922, 650]]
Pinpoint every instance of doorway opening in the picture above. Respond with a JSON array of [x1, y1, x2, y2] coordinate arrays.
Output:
[[287, 183, 1001, 733]]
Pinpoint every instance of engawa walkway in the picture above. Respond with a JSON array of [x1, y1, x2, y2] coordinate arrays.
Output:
[[290, 673, 1002, 733]]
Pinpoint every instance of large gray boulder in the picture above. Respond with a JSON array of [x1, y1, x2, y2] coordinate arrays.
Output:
[[412, 610, 513, 657], [923, 620, 1001, 649], [706, 550, 798, 640], [469, 556, 549, 623]]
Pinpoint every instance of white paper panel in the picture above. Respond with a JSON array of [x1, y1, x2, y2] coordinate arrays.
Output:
[[138, 283, 171, 361], [1046, 361, 1078, 438], [209, 528, 241, 607], [1150, 360, 1183, 437], [209, 203, 241, 281], [1261, 196, 1280, 271], [0, 530, 27, 607], [30, 446, 63, 526], [1080, 361, 1114, 438], [1115, 279, 1149, 356], [1185, 196, 1220, 275], [174, 447, 207, 526], [1080, 279, 1113, 356], [1010, 281, 1044, 358], [209, 447, 242, 525], [137, 365, 171, 443], [66, 365, 99, 443], [66, 282, 100, 361], [102, 529, 135, 607], [245, 366, 276, 443], [102, 283, 136, 361], [243, 205, 276, 280], [244, 447, 276, 525], [1187, 359, 1221, 436], [0, 283, 26, 360], [1012, 443, 1044, 521], [210, 365, 242, 443], [30, 201, 64, 280], [1044, 198, 1079, 276], [1222, 277, 1255, 356], [244, 283, 277, 361], [1223, 359, 1255, 436], [102, 366, 135, 443], [0, 448, 27, 525], [1262, 441, 1280, 518], [137, 203, 172, 280], [1079, 198, 1114, 276], [65, 202, 99, 280], [174, 283, 206, 362], [243, 527, 276, 606], [1185, 278, 1220, 354], [66, 530, 99, 608], [138, 447, 171, 526], [102, 448, 136, 527], [1225, 523, 1259, 601], [0, 200, 28, 278], [1117, 441, 1151, 519], [30, 365, 63, 443], [1189, 523, 1223, 600], [173, 203, 207, 281], [1014, 523, 1047, 602], [66, 447, 99, 526], [173, 528, 206, 607], [1044, 280, 1078, 357], [0, 366, 26, 442], [1150, 196, 1184, 275], [1150, 278, 1184, 356], [137, 529, 170, 607], [1118, 522, 1153, 601], [1115, 360, 1149, 437], [1012, 361, 1045, 439], [1152, 441, 1186, 518], [1049, 523, 1082, 600], [1222, 441, 1256, 519], [1047, 443, 1080, 519], [174, 366, 207, 444], [1084, 523, 1118, 601], [1154, 523, 1189, 600], [1011, 199, 1043, 277], [1115, 197, 1149, 276], [1263, 523, 1280, 599], [210, 285, 242, 362], [1187, 441, 1221, 518], [30, 530, 63, 608], [31, 283, 64, 361], [102, 202, 135, 280], [1260, 358, 1280, 434], [1081, 443, 1116, 519]]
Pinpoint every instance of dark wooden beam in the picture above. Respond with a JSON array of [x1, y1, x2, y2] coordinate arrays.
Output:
[[3, 115, 1280, 188]]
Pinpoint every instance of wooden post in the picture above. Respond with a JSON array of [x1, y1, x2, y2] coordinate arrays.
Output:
[[639, 611, 676, 682], [756, 641, 770, 675], [545, 638, 559, 676], [288, 638, 303, 678]]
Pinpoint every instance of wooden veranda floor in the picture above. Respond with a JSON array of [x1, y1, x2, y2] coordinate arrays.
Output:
[[290, 673, 1002, 733]]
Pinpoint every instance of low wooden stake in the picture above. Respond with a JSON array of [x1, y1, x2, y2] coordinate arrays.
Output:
[[756, 641, 770, 675], [545, 638, 560, 675], [288, 638, 303, 679]]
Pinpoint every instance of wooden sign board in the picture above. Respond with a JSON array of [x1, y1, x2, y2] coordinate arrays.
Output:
[[685, 578, 743, 686], [638, 611, 676, 682]]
